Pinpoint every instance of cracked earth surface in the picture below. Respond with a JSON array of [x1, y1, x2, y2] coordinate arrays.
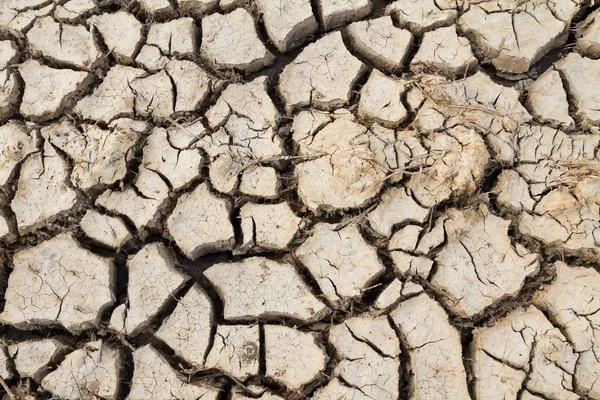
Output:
[[0, 0, 600, 399]]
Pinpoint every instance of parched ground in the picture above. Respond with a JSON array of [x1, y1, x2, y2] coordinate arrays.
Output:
[[0, 0, 600, 399]]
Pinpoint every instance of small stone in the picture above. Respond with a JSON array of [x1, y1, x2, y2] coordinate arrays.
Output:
[[555, 52, 600, 125], [239, 166, 279, 199], [19, 60, 90, 121], [147, 18, 198, 56], [411, 25, 477, 77], [526, 69, 573, 126], [142, 127, 203, 190], [256, 0, 318, 52], [8, 339, 70, 381], [387, 0, 457, 35], [358, 70, 408, 128], [166, 59, 212, 112], [0, 121, 38, 187], [11, 142, 77, 233], [201, 9, 274, 72], [205, 257, 329, 321], [91, 11, 143, 64], [347, 16, 413, 73], [1, 234, 114, 332], [240, 202, 301, 252], [75, 65, 146, 123], [265, 325, 327, 389], [42, 119, 141, 190], [124, 243, 190, 336], [432, 206, 539, 317], [41, 341, 121, 400], [128, 345, 219, 400], [205, 325, 260, 379], [279, 31, 366, 112], [167, 183, 235, 259], [577, 9, 600, 58], [80, 210, 132, 249], [28, 16, 101, 69], [296, 223, 385, 304], [367, 187, 429, 237], [390, 293, 470, 400], [155, 284, 213, 367], [317, 0, 372, 31]]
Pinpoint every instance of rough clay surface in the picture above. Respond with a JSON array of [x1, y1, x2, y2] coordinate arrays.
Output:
[[2, 0, 600, 399]]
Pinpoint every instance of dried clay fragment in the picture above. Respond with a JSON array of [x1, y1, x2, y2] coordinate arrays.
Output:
[[91, 11, 143, 64], [167, 183, 235, 259], [256, 0, 318, 52], [80, 210, 132, 249], [240, 202, 301, 252], [8, 339, 70, 382], [0, 121, 37, 187], [205, 257, 329, 321], [472, 305, 579, 400], [294, 116, 389, 211], [128, 345, 219, 400], [264, 325, 327, 390], [155, 284, 213, 367], [347, 16, 413, 73], [458, 0, 579, 74], [431, 206, 539, 317], [205, 324, 260, 379], [329, 316, 400, 400], [317, 0, 372, 31], [19, 60, 90, 121], [1, 234, 114, 333], [390, 293, 470, 400], [27, 16, 101, 69], [201, 9, 274, 72], [41, 341, 122, 400], [279, 31, 366, 112], [123, 243, 190, 336], [534, 261, 600, 399], [295, 223, 385, 304]]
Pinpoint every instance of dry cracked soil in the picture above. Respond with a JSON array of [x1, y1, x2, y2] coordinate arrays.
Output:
[[1, 0, 600, 399]]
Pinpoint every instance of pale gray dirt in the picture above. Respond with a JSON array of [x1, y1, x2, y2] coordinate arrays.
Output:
[[0, 0, 600, 399]]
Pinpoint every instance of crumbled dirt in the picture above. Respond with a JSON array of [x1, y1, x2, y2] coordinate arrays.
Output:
[[1, 1, 600, 399]]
